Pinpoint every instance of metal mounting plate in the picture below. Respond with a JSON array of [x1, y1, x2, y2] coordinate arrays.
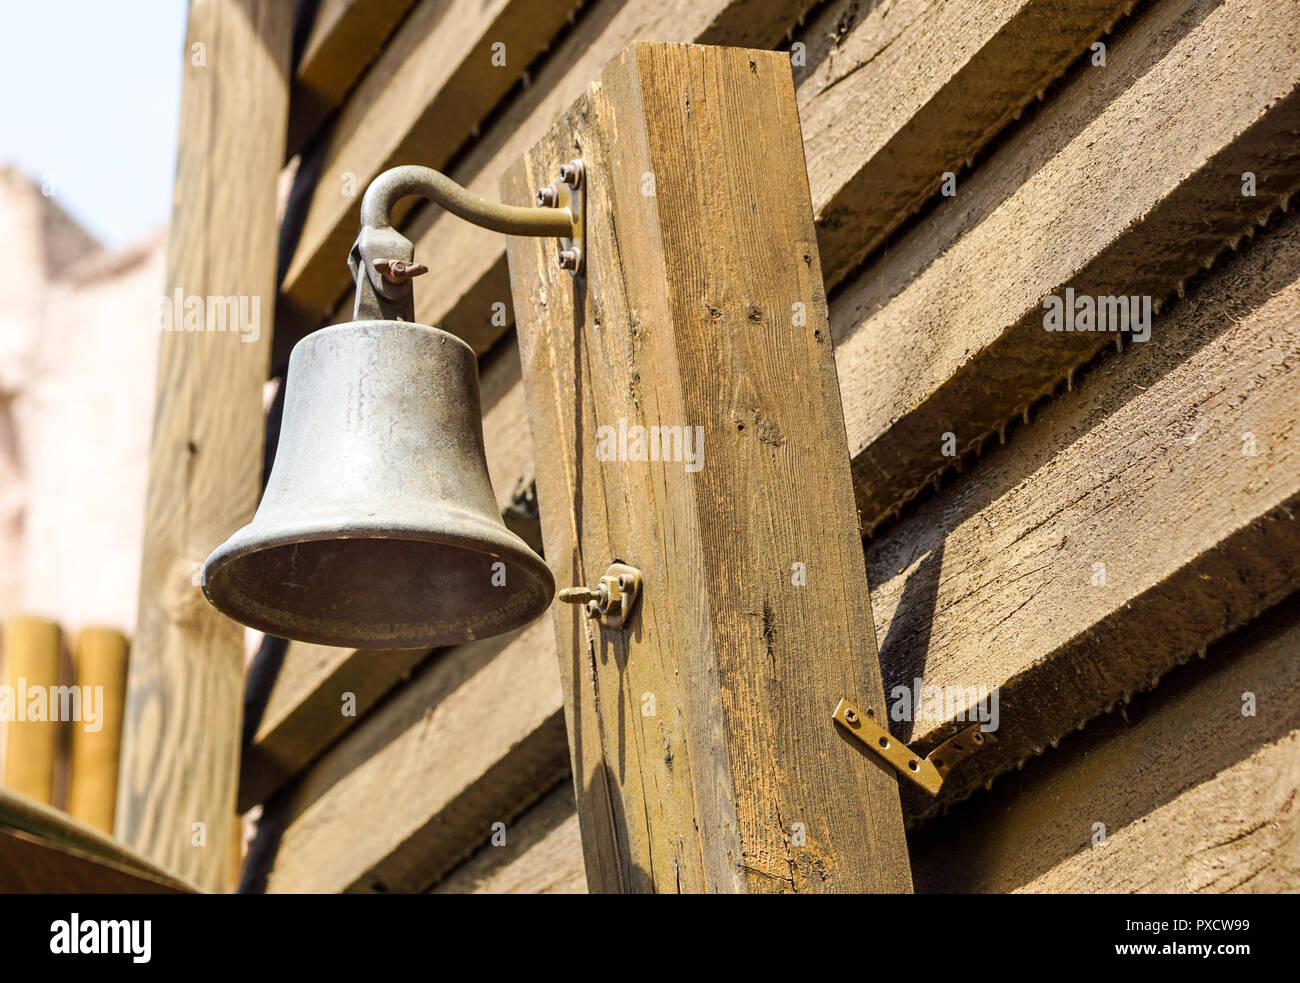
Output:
[[831, 697, 995, 796]]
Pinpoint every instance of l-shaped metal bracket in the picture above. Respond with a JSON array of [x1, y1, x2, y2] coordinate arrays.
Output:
[[832, 697, 996, 796]]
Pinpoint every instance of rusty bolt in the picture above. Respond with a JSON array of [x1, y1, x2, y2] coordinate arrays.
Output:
[[557, 247, 582, 271], [558, 160, 584, 188], [536, 184, 559, 207], [373, 258, 428, 284]]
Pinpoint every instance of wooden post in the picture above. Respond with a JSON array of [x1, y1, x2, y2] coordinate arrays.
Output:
[[502, 42, 912, 892], [1, 616, 62, 805], [116, 0, 292, 891], [67, 628, 129, 834]]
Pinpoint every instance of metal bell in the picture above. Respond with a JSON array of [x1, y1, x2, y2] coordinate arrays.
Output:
[[201, 319, 555, 649]]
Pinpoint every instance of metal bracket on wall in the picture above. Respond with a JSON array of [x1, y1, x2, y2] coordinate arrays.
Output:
[[831, 697, 996, 796], [558, 561, 642, 629]]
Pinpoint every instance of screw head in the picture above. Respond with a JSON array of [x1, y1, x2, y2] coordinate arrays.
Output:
[[558, 160, 584, 188], [536, 185, 558, 207], [557, 247, 582, 272], [844, 707, 859, 725], [585, 600, 601, 619]]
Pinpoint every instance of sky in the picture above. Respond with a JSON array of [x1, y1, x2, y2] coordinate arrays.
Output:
[[0, 2, 188, 248]]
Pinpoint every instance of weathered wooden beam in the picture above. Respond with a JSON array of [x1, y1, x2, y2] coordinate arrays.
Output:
[[910, 601, 1300, 893], [866, 206, 1300, 819], [835, 0, 1300, 533], [285, 0, 417, 158], [798, 0, 1135, 290], [237, 640, 428, 812], [431, 778, 586, 894], [116, 0, 292, 891], [504, 42, 911, 893], [236, 337, 537, 811], [279, 0, 584, 326], [253, 619, 568, 893]]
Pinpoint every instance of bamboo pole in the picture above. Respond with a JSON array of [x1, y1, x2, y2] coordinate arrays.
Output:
[[2, 616, 63, 805], [66, 628, 129, 834]]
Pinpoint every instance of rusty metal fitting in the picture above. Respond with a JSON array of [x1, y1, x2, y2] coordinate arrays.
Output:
[[373, 258, 429, 284], [558, 160, 584, 189]]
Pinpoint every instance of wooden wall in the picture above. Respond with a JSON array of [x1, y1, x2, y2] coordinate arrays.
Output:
[[233, 0, 1300, 892]]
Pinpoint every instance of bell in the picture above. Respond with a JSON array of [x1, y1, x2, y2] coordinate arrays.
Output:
[[201, 319, 555, 649]]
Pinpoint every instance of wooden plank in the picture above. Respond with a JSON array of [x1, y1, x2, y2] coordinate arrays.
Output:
[[115, 0, 292, 892], [253, 618, 569, 893], [865, 205, 1300, 820], [797, 0, 1135, 290], [279, 0, 584, 327], [286, 0, 418, 158], [1, 616, 62, 805], [431, 778, 586, 893], [237, 640, 429, 812], [389, 0, 813, 356], [504, 42, 911, 893], [66, 628, 129, 834], [834, 0, 1300, 533], [910, 601, 1300, 893]]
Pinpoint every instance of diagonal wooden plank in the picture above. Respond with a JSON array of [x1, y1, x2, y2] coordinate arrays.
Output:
[[285, 0, 418, 157], [865, 206, 1300, 818], [835, 0, 1300, 533]]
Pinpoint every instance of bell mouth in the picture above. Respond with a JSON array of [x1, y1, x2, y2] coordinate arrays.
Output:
[[201, 519, 555, 649]]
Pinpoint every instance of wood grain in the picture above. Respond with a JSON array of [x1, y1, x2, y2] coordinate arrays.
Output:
[[115, 0, 292, 892], [431, 778, 586, 893], [910, 601, 1300, 893], [253, 618, 569, 893], [504, 42, 911, 892], [867, 205, 1300, 818], [834, 0, 1300, 533], [286, 0, 417, 157], [798, 0, 1136, 290]]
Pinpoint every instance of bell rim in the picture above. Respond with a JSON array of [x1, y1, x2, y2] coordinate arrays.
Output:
[[201, 517, 555, 649]]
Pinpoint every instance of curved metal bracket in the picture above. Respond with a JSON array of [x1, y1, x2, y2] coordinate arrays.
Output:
[[348, 163, 584, 322]]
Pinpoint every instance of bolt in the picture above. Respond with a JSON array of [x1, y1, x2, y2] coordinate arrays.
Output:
[[373, 258, 428, 284], [558, 586, 594, 604], [536, 184, 559, 207], [557, 247, 582, 271], [559, 159, 584, 188]]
